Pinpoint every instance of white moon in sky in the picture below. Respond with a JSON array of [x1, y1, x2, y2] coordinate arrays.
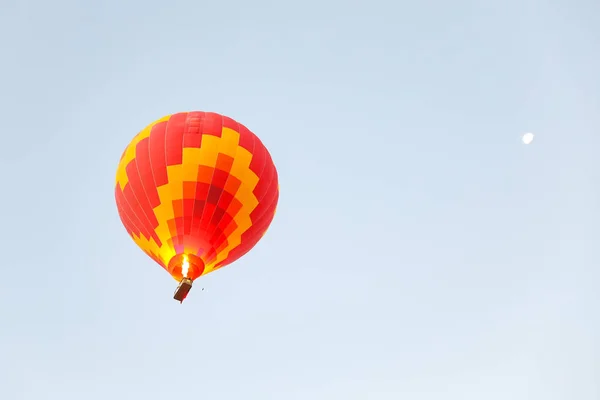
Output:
[[522, 132, 534, 144]]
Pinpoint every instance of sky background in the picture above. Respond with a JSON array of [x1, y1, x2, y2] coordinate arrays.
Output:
[[0, 0, 599, 399]]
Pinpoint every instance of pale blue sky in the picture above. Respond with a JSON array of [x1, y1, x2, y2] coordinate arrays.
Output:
[[0, 0, 598, 399]]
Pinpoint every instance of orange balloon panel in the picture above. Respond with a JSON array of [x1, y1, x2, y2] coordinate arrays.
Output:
[[114, 111, 279, 282]]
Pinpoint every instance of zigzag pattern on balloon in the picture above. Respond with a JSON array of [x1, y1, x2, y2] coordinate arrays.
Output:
[[115, 111, 279, 281]]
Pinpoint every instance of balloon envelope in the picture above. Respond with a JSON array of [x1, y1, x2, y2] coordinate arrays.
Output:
[[115, 111, 279, 282]]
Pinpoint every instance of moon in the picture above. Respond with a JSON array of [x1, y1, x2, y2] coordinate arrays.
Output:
[[522, 132, 534, 144]]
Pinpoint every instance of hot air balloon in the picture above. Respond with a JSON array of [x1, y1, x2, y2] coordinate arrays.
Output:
[[114, 111, 279, 302]]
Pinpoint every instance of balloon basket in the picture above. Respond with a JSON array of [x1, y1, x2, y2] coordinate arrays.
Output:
[[174, 278, 193, 303]]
